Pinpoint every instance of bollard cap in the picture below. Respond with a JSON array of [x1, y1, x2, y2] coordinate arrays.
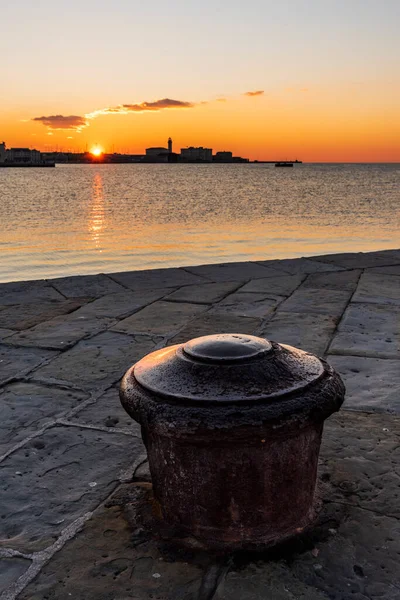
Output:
[[183, 333, 272, 363], [120, 333, 345, 428], [130, 333, 325, 405]]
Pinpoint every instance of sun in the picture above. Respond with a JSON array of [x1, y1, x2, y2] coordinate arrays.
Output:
[[90, 146, 103, 157]]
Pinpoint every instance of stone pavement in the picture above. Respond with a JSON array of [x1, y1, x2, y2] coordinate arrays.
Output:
[[0, 249, 399, 599]]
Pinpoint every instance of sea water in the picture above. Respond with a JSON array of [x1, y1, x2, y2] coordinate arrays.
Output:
[[0, 163, 399, 282]]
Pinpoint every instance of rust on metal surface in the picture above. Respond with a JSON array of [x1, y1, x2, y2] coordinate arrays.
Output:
[[120, 333, 345, 550]]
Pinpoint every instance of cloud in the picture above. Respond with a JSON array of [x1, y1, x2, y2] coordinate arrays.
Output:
[[32, 98, 196, 131], [32, 115, 88, 131], [85, 98, 194, 120], [244, 90, 264, 97], [124, 98, 194, 111], [216, 97, 227, 102]]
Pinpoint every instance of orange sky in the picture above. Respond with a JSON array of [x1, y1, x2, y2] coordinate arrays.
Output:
[[1, 1, 399, 162]]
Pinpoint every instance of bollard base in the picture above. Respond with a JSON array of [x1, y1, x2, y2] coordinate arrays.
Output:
[[157, 511, 320, 553], [112, 480, 324, 556], [149, 488, 322, 553]]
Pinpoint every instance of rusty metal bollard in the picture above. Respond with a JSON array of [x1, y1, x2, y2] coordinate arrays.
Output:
[[120, 333, 345, 550]]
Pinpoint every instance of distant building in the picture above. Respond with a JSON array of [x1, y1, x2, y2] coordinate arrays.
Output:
[[168, 137, 173, 154], [14, 148, 41, 163], [103, 153, 144, 163], [39, 151, 146, 164], [213, 151, 233, 162], [0, 142, 6, 163], [145, 147, 169, 157], [180, 146, 212, 162], [42, 152, 80, 163], [5, 146, 42, 164]]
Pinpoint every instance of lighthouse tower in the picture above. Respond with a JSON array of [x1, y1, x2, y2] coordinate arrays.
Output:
[[168, 137, 173, 154]]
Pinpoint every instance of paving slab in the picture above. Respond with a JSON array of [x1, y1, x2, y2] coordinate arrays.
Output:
[[278, 288, 352, 317], [328, 355, 400, 414], [68, 387, 140, 434], [376, 248, 400, 260], [260, 312, 337, 356], [72, 289, 166, 318], [0, 382, 88, 455], [223, 504, 400, 600], [337, 302, 400, 334], [111, 300, 207, 335], [289, 506, 400, 600], [167, 312, 262, 345], [259, 257, 344, 274], [0, 280, 64, 306], [184, 261, 286, 282], [164, 281, 242, 304], [6, 313, 115, 350], [329, 302, 400, 359], [0, 345, 57, 386], [0, 556, 31, 595], [18, 502, 203, 600], [134, 460, 151, 481], [220, 560, 332, 600], [320, 411, 400, 519], [50, 274, 126, 298], [238, 273, 305, 296], [31, 331, 160, 390], [0, 426, 144, 552], [312, 250, 400, 269], [0, 329, 13, 342], [366, 264, 400, 276], [210, 291, 284, 318], [329, 330, 400, 359], [352, 271, 400, 305], [0, 298, 86, 331], [303, 269, 361, 291], [109, 267, 206, 290]]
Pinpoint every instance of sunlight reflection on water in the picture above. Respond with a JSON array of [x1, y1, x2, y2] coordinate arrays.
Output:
[[88, 173, 105, 248]]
